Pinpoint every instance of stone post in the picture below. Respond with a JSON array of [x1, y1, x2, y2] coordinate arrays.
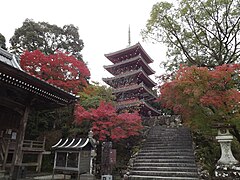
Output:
[[215, 127, 240, 178], [101, 141, 113, 180], [79, 130, 96, 180]]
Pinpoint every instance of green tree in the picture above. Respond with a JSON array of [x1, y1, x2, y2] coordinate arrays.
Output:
[[68, 83, 115, 137], [0, 33, 7, 50], [10, 19, 84, 60], [79, 82, 115, 109], [142, 0, 240, 71]]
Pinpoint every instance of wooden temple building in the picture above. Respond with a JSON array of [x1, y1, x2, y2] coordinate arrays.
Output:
[[103, 43, 160, 117], [0, 48, 77, 179]]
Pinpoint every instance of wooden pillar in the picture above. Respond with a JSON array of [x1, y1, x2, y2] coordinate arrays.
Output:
[[2, 139, 10, 170], [10, 104, 30, 179], [36, 153, 43, 172], [36, 136, 45, 172]]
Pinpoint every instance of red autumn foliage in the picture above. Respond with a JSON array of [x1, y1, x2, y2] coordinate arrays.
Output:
[[159, 64, 240, 122], [20, 50, 90, 93], [74, 101, 143, 141]]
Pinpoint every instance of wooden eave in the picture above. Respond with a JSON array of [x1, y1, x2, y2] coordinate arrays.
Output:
[[104, 42, 153, 64], [103, 55, 155, 76], [102, 68, 156, 88], [113, 82, 157, 99], [52, 138, 93, 151], [117, 99, 161, 115], [0, 61, 77, 110]]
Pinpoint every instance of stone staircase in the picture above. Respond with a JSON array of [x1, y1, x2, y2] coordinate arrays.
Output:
[[128, 126, 199, 180]]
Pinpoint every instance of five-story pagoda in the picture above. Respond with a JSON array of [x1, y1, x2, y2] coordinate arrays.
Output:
[[103, 43, 160, 117]]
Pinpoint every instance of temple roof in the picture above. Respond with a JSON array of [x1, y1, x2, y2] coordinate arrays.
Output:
[[113, 82, 157, 99], [105, 42, 153, 64], [0, 48, 77, 109], [52, 138, 94, 150], [0, 48, 23, 70], [104, 55, 155, 76], [117, 99, 161, 116], [102, 68, 156, 88]]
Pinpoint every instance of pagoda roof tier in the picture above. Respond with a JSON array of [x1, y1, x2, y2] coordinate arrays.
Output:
[[102, 68, 156, 88], [105, 42, 153, 64], [103, 54, 155, 76], [117, 99, 161, 116], [113, 82, 157, 100]]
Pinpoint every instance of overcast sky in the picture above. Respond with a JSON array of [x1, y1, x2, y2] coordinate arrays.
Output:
[[1, 0, 167, 84]]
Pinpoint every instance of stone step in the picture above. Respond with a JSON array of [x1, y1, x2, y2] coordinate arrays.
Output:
[[128, 125, 198, 179], [148, 134, 191, 137], [131, 166, 198, 172], [144, 143, 193, 147], [140, 149, 194, 153], [148, 133, 190, 135], [148, 132, 190, 134], [133, 162, 197, 168], [138, 152, 195, 156], [134, 159, 196, 163], [145, 141, 192, 144], [146, 138, 192, 141], [147, 136, 191, 138], [146, 137, 191, 142], [142, 145, 193, 149], [128, 175, 199, 180], [130, 170, 198, 177], [136, 155, 195, 159]]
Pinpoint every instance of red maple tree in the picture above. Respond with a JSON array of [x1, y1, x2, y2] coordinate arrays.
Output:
[[159, 64, 240, 124], [74, 101, 143, 141], [20, 50, 90, 93]]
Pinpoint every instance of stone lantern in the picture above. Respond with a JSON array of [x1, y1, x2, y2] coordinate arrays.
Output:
[[214, 124, 240, 178]]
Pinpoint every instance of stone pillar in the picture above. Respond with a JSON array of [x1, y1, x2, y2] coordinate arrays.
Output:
[[215, 128, 240, 178], [101, 141, 113, 180]]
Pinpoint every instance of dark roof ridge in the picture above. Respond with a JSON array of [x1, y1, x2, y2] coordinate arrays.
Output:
[[104, 42, 153, 64], [0, 48, 23, 70]]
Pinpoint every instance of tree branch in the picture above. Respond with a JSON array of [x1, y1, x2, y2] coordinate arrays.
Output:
[[164, 16, 196, 65]]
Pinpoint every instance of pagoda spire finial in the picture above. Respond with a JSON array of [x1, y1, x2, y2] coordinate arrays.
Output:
[[128, 25, 131, 47]]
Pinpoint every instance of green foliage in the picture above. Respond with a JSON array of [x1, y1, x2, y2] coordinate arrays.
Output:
[[64, 83, 116, 137], [10, 19, 84, 60], [142, 0, 240, 71], [0, 33, 7, 50], [112, 136, 143, 177], [193, 130, 220, 176], [79, 83, 115, 109], [25, 106, 74, 148], [193, 130, 240, 177]]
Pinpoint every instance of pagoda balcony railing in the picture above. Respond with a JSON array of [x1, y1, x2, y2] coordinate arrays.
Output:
[[117, 98, 140, 106], [103, 55, 155, 75], [109, 66, 140, 76], [103, 68, 156, 87], [116, 99, 161, 115], [113, 82, 157, 99], [103, 68, 142, 81]]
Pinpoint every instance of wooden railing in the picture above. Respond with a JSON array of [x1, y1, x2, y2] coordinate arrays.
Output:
[[0, 137, 46, 172], [5, 138, 45, 152], [22, 139, 45, 151]]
